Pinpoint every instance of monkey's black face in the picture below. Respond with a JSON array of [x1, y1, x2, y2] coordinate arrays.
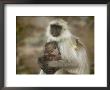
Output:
[[50, 24, 62, 37]]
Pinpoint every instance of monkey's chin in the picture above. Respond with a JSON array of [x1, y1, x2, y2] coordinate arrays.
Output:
[[51, 34, 60, 37]]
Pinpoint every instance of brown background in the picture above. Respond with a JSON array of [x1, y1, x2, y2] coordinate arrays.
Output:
[[16, 16, 94, 74]]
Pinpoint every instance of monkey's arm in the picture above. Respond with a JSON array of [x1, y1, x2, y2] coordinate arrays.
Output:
[[47, 59, 79, 68], [47, 36, 85, 68]]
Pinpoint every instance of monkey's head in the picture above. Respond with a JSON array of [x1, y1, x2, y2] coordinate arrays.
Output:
[[49, 19, 68, 37], [46, 19, 72, 41]]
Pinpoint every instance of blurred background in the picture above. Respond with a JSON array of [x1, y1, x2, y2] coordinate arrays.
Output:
[[16, 16, 94, 74]]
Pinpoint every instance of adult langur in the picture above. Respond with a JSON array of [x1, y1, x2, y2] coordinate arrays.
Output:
[[39, 19, 90, 74]]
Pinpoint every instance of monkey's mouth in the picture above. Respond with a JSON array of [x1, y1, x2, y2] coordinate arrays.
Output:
[[50, 24, 62, 37]]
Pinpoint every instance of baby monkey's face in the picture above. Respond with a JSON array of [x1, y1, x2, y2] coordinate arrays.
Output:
[[44, 41, 61, 55]]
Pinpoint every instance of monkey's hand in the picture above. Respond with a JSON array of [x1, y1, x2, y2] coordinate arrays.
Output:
[[38, 56, 48, 70], [47, 59, 79, 68], [38, 56, 59, 74]]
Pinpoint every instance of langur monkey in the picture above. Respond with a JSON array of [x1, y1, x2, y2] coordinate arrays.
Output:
[[40, 19, 90, 74]]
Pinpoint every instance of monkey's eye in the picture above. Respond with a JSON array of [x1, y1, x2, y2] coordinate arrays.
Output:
[[51, 24, 62, 30]]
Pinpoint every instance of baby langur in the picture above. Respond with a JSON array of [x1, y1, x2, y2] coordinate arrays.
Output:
[[38, 41, 61, 74], [39, 19, 90, 74]]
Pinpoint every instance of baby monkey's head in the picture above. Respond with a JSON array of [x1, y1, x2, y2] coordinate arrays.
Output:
[[44, 41, 59, 55]]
